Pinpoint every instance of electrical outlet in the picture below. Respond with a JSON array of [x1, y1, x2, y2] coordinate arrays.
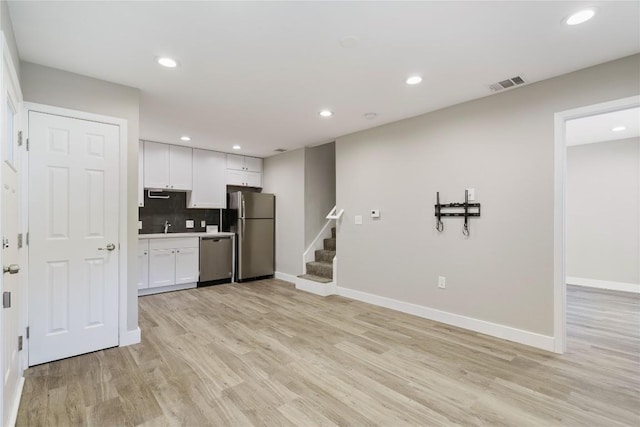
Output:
[[186, 220, 194, 229], [138, 221, 142, 230], [466, 188, 475, 201], [438, 276, 446, 289], [201, 220, 206, 227]]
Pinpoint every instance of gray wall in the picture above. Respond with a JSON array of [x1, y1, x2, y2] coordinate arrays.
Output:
[[21, 62, 140, 332], [1, 0, 20, 80], [336, 54, 640, 337], [263, 148, 305, 277], [567, 138, 639, 284], [304, 142, 336, 247]]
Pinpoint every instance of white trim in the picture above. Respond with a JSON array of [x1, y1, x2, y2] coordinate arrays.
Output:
[[553, 96, 640, 354], [336, 286, 556, 352], [138, 282, 196, 296], [119, 327, 141, 347], [22, 102, 131, 354], [295, 276, 336, 297], [567, 277, 640, 294], [6, 377, 23, 427], [274, 271, 296, 284]]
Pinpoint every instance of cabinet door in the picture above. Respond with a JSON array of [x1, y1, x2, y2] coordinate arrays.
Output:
[[138, 141, 145, 207], [226, 153, 245, 171], [245, 171, 262, 188], [149, 249, 176, 288], [189, 149, 226, 208], [175, 247, 199, 284], [137, 248, 149, 289], [169, 145, 193, 190], [144, 141, 170, 189], [226, 169, 245, 186], [244, 156, 263, 173]]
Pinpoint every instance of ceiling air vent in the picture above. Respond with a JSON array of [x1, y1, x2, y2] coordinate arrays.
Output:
[[274, 148, 287, 152], [488, 76, 526, 92]]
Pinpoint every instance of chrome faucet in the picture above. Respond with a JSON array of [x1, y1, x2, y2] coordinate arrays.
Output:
[[164, 220, 171, 234]]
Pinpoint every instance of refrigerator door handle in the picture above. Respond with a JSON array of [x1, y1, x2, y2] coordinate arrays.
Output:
[[241, 197, 246, 219]]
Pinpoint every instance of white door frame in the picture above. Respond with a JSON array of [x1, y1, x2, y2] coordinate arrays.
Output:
[[21, 102, 129, 363], [553, 95, 640, 354]]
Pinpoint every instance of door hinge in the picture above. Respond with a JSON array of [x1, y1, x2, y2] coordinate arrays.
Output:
[[18, 336, 22, 351], [17, 233, 23, 249], [26, 138, 29, 151], [2, 292, 10, 308], [26, 232, 29, 246], [17, 130, 23, 147], [26, 326, 29, 339]]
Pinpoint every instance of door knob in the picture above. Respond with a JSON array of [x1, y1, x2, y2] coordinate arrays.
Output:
[[98, 243, 116, 251], [3, 264, 19, 274]]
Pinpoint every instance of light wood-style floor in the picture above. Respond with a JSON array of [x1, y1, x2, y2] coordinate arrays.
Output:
[[17, 281, 640, 426]]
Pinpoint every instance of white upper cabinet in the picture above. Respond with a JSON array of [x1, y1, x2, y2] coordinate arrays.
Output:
[[138, 140, 144, 207], [226, 154, 263, 187], [144, 141, 170, 189], [188, 149, 226, 208], [143, 141, 193, 190], [226, 154, 262, 172], [169, 145, 193, 190]]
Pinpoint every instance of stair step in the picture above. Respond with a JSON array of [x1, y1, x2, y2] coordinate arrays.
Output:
[[297, 274, 332, 284], [323, 238, 336, 251], [306, 261, 333, 279], [331, 227, 336, 238], [315, 249, 336, 263]]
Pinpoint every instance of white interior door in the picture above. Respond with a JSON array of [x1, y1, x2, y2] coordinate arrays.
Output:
[[1, 55, 23, 426], [28, 111, 120, 365]]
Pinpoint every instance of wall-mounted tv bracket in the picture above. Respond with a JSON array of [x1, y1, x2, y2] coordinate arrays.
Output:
[[434, 190, 481, 236]]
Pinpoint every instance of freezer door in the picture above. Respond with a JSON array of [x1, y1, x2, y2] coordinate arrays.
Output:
[[241, 192, 275, 219], [238, 218, 274, 279]]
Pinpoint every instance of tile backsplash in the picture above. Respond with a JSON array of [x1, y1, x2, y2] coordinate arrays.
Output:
[[138, 191, 223, 234]]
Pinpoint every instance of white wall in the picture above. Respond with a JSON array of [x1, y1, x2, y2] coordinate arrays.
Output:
[[263, 148, 305, 277], [304, 142, 335, 247], [1, 0, 20, 81], [336, 54, 640, 338], [567, 138, 639, 285], [20, 62, 140, 332]]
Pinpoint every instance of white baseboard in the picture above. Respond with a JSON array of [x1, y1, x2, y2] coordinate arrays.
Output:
[[120, 327, 141, 347], [567, 276, 640, 294], [275, 272, 297, 284], [336, 286, 556, 352], [7, 376, 24, 427], [138, 282, 197, 296], [295, 276, 336, 297]]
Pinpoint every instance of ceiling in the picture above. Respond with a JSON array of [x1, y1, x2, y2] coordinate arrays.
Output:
[[566, 107, 640, 146], [8, 1, 640, 158]]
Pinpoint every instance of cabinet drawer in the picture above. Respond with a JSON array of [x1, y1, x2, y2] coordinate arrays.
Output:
[[149, 237, 199, 250]]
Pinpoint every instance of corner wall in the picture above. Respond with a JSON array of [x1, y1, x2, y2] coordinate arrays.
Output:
[[304, 142, 335, 247], [336, 54, 640, 341], [567, 137, 639, 286], [263, 148, 305, 278], [21, 62, 140, 333]]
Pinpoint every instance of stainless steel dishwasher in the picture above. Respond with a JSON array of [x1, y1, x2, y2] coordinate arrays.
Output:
[[198, 236, 233, 286]]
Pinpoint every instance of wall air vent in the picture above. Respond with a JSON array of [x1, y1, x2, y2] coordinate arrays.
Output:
[[488, 75, 527, 92], [274, 148, 287, 152]]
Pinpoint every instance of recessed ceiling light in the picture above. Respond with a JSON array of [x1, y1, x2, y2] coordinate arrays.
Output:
[[232, 145, 241, 150], [565, 9, 595, 26], [364, 112, 378, 120], [180, 136, 191, 141], [319, 110, 333, 117], [405, 76, 422, 85], [611, 126, 626, 132], [156, 57, 178, 68]]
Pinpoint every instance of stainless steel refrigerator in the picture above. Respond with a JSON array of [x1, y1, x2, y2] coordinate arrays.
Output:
[[229, 191, 275, 281]]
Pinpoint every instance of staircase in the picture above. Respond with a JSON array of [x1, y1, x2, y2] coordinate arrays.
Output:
[[298, 227, 336, 284]]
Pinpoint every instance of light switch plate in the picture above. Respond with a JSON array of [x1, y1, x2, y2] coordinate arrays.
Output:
[[355, 215, 363, 225], [466, 188, 475, 201], [201, 220, 206, 227], [138, 221, 142, 230], [186, 220, 194, 229]]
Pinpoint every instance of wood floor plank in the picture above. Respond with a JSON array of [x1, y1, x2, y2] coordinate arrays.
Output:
[[16, 281, 640, 426]]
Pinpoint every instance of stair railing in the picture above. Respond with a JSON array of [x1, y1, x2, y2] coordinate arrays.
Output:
[[301, 206, 341, 276]]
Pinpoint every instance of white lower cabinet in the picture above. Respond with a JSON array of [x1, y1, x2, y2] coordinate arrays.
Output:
[[141, 237, 200, 294], [138, 240, 150, 289]]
